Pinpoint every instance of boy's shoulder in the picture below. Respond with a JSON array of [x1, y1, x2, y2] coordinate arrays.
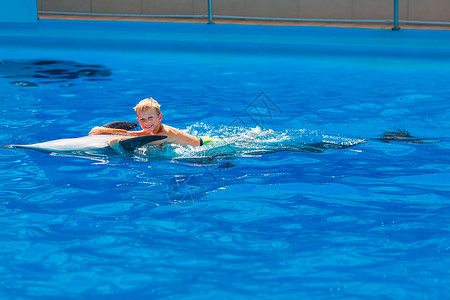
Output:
[[161, 124, 181, 134]]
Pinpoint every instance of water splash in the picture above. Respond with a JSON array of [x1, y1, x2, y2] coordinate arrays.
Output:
[[130, 123, 365, 163]]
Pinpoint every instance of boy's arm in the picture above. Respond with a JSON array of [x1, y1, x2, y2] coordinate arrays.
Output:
[[89, 126, 144, 136], [167, 127, 201, 147], [90, 126, 201, 146], [89, 126, 128, 135]]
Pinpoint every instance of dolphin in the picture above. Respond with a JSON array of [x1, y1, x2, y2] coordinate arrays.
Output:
[[376, 130, 440, 144], [1, 121, 167, 155], [2, 135, 167, 154]]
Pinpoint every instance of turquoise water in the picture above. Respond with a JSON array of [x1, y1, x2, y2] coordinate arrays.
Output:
[[1, 20, 450, 299]]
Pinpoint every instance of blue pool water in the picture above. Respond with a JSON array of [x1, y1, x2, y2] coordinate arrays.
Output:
[[1, 20, 450, 299]]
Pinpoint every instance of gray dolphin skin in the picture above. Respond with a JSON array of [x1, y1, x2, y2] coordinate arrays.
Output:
[[2, 135, 167, 154]]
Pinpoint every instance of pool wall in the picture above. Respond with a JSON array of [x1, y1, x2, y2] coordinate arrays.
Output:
[[36, 0, 450, 24]]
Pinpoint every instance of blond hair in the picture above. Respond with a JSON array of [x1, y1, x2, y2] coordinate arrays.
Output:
[[133, 98, 161, 115]]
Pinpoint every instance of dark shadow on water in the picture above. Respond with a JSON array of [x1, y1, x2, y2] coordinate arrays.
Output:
[[0, 59, 112, 87]]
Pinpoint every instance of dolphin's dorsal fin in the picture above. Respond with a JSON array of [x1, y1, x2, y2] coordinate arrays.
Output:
[[118, 135, 167, 152], [102, 121, 138, 131]]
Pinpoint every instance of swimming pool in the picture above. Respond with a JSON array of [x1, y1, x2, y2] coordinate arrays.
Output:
[[1, 20, 450, 299]]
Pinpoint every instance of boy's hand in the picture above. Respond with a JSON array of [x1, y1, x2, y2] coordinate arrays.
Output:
[[107, 136, 129, 146], [89, 126, 108, 135]]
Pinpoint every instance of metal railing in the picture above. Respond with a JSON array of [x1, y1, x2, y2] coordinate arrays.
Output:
[[208, 0, 213, 24], [392, 0, 400, 30], [205, 0, 450, 30], [207, 0, 403, 29]]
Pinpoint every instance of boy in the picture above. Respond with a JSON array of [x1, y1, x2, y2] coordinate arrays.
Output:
[[89, 98, 202, 147]]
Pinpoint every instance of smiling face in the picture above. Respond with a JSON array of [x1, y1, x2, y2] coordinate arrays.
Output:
[[136, 108, 163, 134]]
